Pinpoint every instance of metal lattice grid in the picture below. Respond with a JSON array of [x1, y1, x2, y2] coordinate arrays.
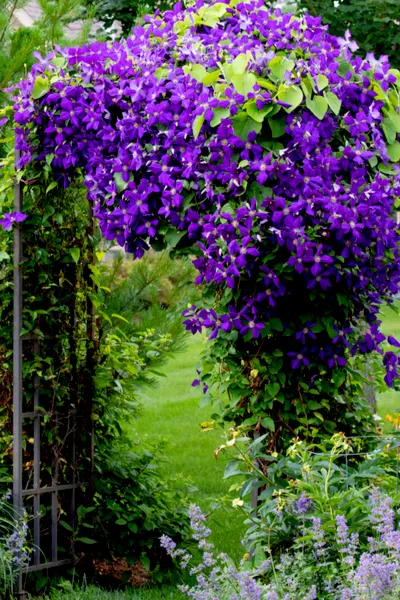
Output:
[[12, 149, 94, 595]]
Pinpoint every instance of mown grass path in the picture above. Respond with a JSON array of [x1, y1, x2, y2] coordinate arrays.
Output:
[[130, 334, 246, 561]]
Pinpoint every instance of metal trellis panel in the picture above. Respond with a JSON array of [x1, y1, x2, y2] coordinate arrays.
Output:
[[12, 149, 91, 595]]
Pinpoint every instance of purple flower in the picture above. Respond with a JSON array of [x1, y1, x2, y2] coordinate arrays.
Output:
[[0, 212, 27, 230]]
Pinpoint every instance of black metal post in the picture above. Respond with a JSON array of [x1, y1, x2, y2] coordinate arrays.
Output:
[[13, 149, 25, 597]]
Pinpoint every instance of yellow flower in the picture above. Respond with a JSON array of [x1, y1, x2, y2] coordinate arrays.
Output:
[[243, 553, 250, 561], [386, 414, 393, 423]]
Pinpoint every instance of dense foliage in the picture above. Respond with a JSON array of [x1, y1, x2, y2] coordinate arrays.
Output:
[[296, 0, 400, 70], [222, 431, 400, 550], [0, 135, 194, 585], [0, 0, 91, 108], [9, 0, 400, 450], [84, 0, 174, 38], [163, 483, 400, 599]]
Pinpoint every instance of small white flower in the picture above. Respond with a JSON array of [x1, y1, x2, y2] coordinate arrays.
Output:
[[232, 498, 244, 508]]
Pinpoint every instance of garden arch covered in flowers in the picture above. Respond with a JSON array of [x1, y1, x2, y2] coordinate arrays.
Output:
[[9, 0, 400, 448]]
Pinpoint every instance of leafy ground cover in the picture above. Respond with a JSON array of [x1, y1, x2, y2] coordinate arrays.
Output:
[[129, 334, 246, 561]]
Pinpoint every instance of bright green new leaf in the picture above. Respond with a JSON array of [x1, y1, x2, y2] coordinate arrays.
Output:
[[32, 76, 50, 100], [231, 72, 256, 96], [46, 181, 58, 194], [269, 56, 295, 80], [111, 314, 130, 323], [246, 101, 275, 123], [386, 141, 400, 162], [277, 85, 303, 113], [69, 248, 81, 264], [316, 74, 329, 91], [0, 251, 10, 261], [203, 69, 221, 85], [257, 77, 277, 92], [229, 53, 249, 76], [193, 112, 205, 139], [190, 64, 207, 82], [388, 108, 400, 133], [324, 91, 341, 115], [306, 95, 328, 120], [383, 117, 397, 144], [211, 107, 230, 127]]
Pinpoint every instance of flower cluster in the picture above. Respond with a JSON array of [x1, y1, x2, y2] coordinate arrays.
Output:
[[162, 491, 400, 599], [10, 0, 400, 441]]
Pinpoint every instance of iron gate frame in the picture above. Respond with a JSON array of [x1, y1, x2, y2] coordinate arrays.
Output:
[[12, 149, 94, 596]]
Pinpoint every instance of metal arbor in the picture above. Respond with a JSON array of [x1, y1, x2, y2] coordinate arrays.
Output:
[[12, 149, 96, 594]]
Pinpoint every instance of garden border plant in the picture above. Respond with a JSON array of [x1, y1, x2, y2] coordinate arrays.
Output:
[[3, 0, 400, 503]]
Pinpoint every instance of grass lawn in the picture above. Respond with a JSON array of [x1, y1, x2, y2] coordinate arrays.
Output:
[[377, 302, 400, 426], [129, 334, 246, 562], [48, 585, 184, 600]]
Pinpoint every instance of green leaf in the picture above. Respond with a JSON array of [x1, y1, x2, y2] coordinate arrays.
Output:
[[154, 67, 168, 80], [232, 112, 262, 141], [388, 108, 400, 132], [246, 101, 274, 123], [261, 417, 275, 431], [46, 181, 58, 194], [76, 537, 97, 544], [141, 556, 151, 572], [316, 74, 329, 91], [111, 314, 129, 323], [265, 382, 280, 400], [231, 72, 256, 96], [165, 229, 186, 248], [69, 248, 80, 264], [0, 251, 10, 261], [324, 91, 341, 115], [115, 518, 127, 525], [203, 70, 221, 85], [306, 95, 328, 120], [277, 85, 303, 113], [32, 76, 50, 99], [256, 78, 277, 92], [270, 317, 283, 331], [269, 56, 295, 80], [383, 117, 397, 144], [60, 520, 73, 532], [229, 53, 249, 76], [386, 141, 400, 162], [268, 117, 286, 138], [338, 60, 352, 77], [193, 112, 205, 139], [190, 64, 207, 82], [211, 107, 230, 127]]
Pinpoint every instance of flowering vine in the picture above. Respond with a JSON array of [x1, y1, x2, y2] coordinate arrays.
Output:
[[6, 0, 400, 447]]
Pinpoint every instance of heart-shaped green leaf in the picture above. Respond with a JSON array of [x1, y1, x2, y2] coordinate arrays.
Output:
[[277, 85, 303, 113], [193, 112, 205, 139], [387, 141, 400, 162], [32, 76, 49, 100], [324, 91, 341, 115], [306, 95, 328, 120]]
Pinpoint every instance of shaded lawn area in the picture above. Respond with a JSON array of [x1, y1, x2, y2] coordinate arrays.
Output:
[[129, 334, 246, 562], [48, 585, 184, 600]]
